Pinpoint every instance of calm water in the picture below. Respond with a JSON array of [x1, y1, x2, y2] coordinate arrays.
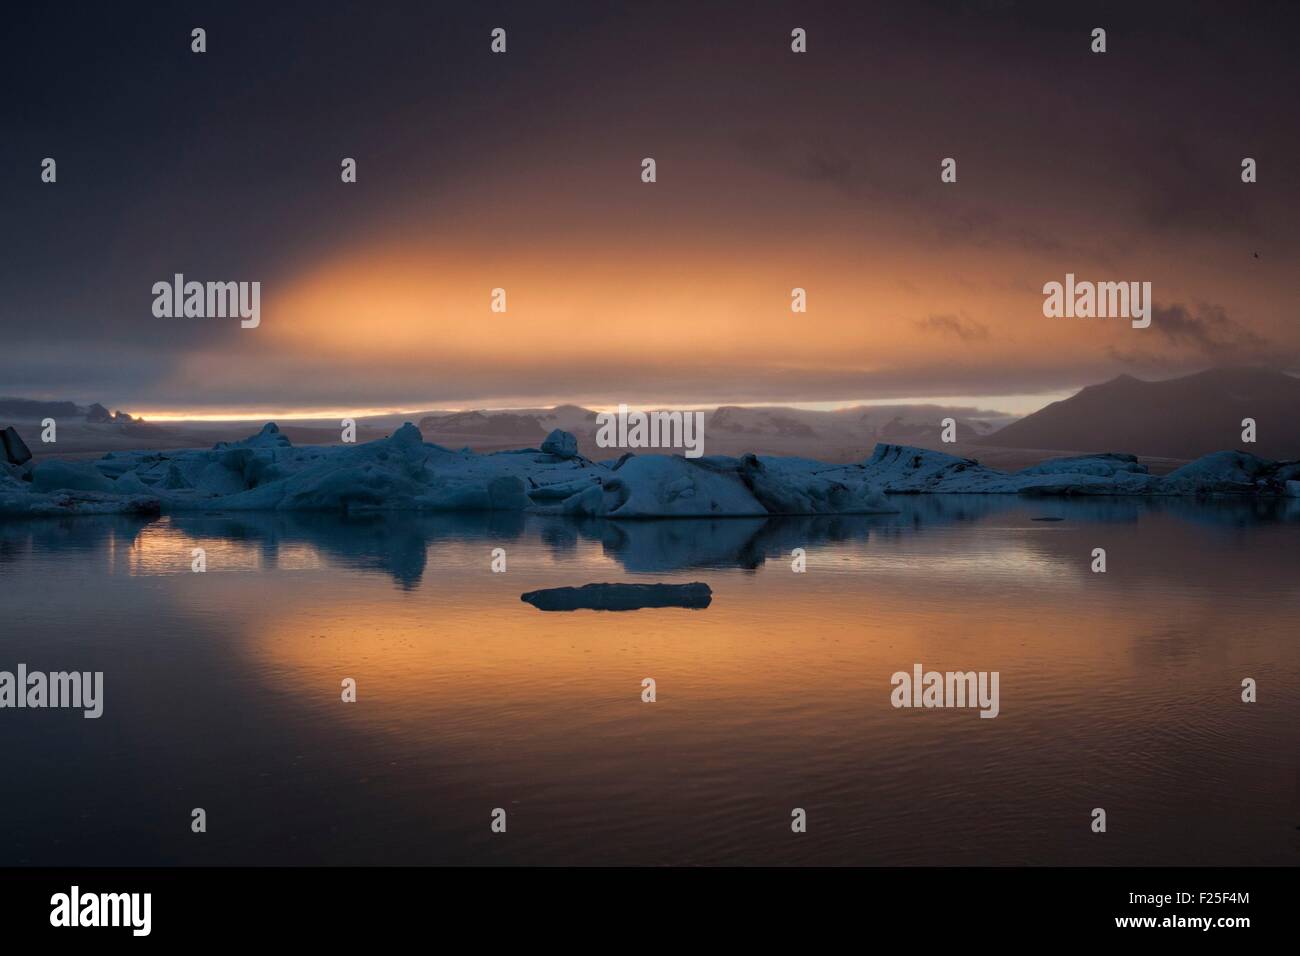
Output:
[[1, 496, 1297, 866]]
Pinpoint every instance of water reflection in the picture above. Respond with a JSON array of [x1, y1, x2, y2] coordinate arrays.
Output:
[[1, 497, 1296, 866], [3, 494, 1290, 587]]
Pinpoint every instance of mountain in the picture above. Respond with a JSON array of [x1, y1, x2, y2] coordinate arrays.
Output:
[[2, 397, 1018, 463], [415, 402, 1015, 462], [979, 368, 1300, 460], [707, 404, 1010, 446], [417, 405, 597, 447], [418, 410, 547, 438], [0, 397, 138, 423]]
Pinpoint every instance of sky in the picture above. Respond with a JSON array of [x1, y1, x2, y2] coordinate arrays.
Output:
[[2, 0, 1297, 419]]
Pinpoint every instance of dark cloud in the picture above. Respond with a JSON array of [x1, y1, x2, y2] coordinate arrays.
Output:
[[0, 352, 1106, 414], [1152, 303, 1270, 358], [1134, 136, 1262, 239], [1107, 302, 1288, 370], [2, 1, 1298, 412]]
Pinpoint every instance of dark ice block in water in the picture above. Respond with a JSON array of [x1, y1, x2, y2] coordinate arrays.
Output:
[[521, 582, 712, 611]]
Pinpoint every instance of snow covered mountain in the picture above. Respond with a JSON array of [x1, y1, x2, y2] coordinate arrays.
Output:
[[417, 403, 1015, 462]]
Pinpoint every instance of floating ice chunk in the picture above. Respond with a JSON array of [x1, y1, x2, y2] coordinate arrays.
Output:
[[30, 460, 116, 494], [161, 462, 191, 490], [8, 428, 1296, 519], [555, 455, 768, 518], [388, 422, 424, 449], [2, 426, 32, 465], [737, 454, 895, 514], [521, 581, 712, 611], [863, 444, 1163, 495], [194, 459, 251, 496], [541, 429, 579, 459], [413, 475, 530, 512], [863, 444, 1000, 492], [1016, 453, 1147, 478], [214, 421, 291, 450], [526, 475, 603, 502], [278, 463, 429, 511], [0, 489, 160, 516]]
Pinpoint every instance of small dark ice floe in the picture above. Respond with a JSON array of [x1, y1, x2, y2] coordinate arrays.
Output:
[[521, 582, 712, 612]]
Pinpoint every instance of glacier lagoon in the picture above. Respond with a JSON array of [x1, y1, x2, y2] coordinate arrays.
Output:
[[0, 495, 1296, 865]]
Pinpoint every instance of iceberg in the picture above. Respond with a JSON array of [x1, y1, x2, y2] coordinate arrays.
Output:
[[521, 582, 712, 611], [0, 489, 160, 517], [548, 455, 770, 518], [30, 460, 117, 494], [2, 426, 32, 465], [0, 424, 1294, 521], [539, 428, 579, 459], [858, 444, 1299, 497]]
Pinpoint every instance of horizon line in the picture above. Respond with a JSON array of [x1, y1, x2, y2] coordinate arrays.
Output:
[[126, 392, 1064, 424]]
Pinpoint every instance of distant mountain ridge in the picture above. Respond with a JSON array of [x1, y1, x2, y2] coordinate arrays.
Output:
[[979, 368, 1300, 460], [13, 370, 1295, 464], [419, 410, 547, 437], [416, 402, 1015, 462], [707, 404, 1007, 444], [0, 397, 138, 423]]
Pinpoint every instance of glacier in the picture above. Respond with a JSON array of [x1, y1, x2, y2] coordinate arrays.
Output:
[[1, 422, 1297, 518]]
